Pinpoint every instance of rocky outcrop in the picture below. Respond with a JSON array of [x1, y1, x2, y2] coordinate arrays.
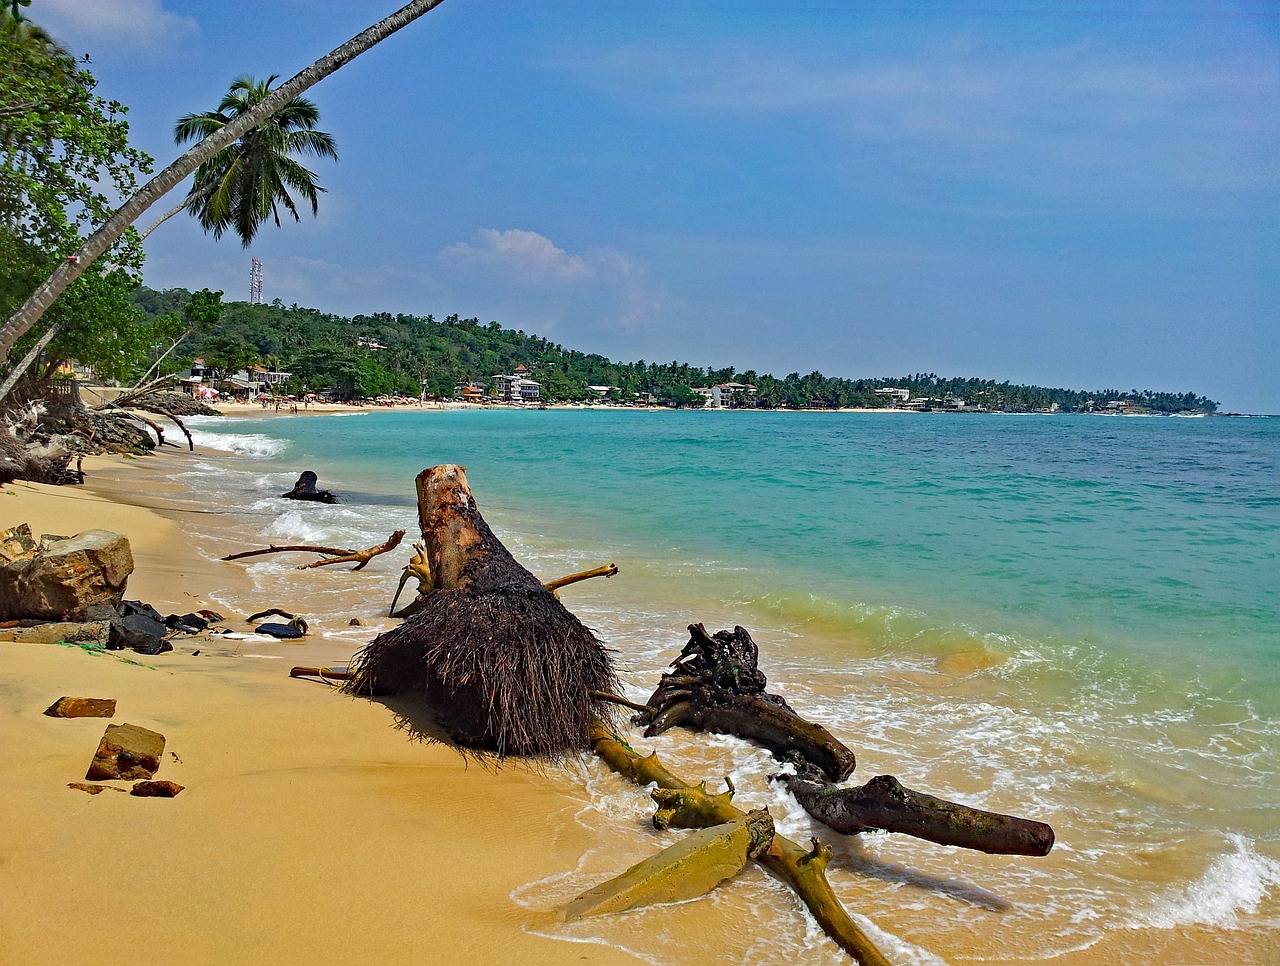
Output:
[[0, 526, 133, 621]]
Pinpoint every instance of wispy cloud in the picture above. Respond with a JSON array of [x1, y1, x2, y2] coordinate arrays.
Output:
[[35, 0, 197, 57], [438, 229, 663, 333], [565, 30, 1279, 213]]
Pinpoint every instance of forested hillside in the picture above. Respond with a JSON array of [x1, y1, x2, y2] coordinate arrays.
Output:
[[131, 287, 1219, 413]]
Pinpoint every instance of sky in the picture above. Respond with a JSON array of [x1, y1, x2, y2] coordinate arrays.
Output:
[[31, 0, 1280, 412]]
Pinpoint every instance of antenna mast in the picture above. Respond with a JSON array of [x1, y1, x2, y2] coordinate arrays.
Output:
[[250, 258, 264, 304]]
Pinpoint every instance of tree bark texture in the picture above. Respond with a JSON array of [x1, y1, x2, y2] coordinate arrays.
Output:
[[642, 623, 857, 782], [345, 465, 619, 759]]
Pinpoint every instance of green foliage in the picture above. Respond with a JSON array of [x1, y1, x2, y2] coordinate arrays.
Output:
[[131, 287, 1220, 413], [0, 16, 150, 263], [0, 11, 155, 382]]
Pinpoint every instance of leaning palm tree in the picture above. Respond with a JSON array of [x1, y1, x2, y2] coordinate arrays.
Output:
[[0, 0, 448, 375], [139, 76, 338, 246]]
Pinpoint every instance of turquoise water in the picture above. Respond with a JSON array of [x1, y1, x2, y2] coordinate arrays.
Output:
[[186, 409, 1280, 963]]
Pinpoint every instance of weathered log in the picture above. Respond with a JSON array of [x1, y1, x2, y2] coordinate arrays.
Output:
[[785, 773, 1055, 857], [345, 465, 618, 759], [642, 623, 856, 782], [589, 721, 890, 966], [281, 470, 339, 503]]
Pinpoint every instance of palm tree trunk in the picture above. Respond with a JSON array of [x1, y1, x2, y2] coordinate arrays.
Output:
[[137, 181, 216, 243], [0, 0, 447, 375], [0, 321, 59, 403]]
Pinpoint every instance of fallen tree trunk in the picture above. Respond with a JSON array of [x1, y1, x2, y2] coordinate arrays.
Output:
[[784, 773, 1055, 857], [590, 721, 890, 966], [344, 465, 618, 759], [642, 623, 857, 782]]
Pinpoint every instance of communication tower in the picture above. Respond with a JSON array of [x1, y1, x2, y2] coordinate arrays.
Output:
[[250, 258, 264, 305]]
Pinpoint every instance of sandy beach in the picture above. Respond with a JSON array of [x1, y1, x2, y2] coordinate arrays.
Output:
[[0, 456, 638, 965]]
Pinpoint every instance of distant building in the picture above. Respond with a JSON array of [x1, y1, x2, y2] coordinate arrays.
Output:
[[493, 372, 541, 403], [693, 383, 757, 408], [874, 387, 910, 406], [455, 382, 487, 403]]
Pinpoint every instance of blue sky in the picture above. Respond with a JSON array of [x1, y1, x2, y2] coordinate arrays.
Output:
[[33, 0, 1280, 412]]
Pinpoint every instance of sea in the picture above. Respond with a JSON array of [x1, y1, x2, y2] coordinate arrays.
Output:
[[180, 408, 1279, 965]]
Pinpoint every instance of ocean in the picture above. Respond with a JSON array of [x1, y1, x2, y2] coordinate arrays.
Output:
[[182, 408, 1279, 964]]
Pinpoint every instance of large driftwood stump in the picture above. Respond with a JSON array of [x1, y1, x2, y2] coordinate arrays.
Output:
[[642, 623, 857, 782], [345, 465, 618, 759]]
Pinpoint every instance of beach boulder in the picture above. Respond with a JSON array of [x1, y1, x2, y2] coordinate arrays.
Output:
[[85, 723, 165, 781], [0, 527, 133, 622]]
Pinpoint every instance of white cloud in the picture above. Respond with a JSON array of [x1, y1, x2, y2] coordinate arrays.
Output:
[[35, 0, 197, 56], [441, 228, 590, 283], [438, 229, 664, 335]]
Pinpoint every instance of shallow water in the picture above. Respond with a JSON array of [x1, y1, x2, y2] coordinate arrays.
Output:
[[181, 409, 1280, 963]]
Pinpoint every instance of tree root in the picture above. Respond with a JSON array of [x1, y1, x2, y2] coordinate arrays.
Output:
[[589, 720, 891, 966]]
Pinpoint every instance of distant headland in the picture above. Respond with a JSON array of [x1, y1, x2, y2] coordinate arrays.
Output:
[[133, 287, 1220, 415]]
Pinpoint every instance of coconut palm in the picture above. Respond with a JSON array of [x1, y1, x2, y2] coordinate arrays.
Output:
[[140, 76, 338, 246], [0, 0, 448, 372]]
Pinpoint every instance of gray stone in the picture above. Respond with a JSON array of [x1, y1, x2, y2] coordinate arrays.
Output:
[[0, 529, 133, 621], [85, 722, 165, 781]]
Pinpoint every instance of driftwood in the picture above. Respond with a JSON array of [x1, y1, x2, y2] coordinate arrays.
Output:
[[281, 470, 339, 503], [564, 808, 774, 920], [641, 623, 857, 782], [278, 469, 1054, 961], [140, 406, 194, 451], [784, 773, 1054, 857], [222, 530, 405, 570], [344, 465, 618, 759], [641, 622, 1053, 858], [590, 721, 891, 966]]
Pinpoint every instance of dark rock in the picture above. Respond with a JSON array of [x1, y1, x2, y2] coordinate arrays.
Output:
[[44, 696, 116, 718], [85, 723, 165, 781], [110, 600, 170, 654], [165, 612, 208, 633], [256, 621, 305, 639], [197, 609, 225, 623], [0, 529, 134, 621], [281, 470, 339, 504], [131, 779, 184, 798]]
